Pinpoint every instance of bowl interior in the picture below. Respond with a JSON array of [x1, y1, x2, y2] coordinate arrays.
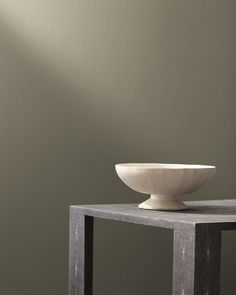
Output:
[[116, 163, 215, 169]]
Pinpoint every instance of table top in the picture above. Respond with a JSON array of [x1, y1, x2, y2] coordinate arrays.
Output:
[[71, 199, 236, 230]]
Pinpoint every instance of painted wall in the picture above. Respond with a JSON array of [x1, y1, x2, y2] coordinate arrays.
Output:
[[0, 1, 235, 294]]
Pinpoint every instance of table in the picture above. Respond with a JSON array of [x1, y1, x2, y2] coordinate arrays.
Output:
[[69, 199, 236, 295]]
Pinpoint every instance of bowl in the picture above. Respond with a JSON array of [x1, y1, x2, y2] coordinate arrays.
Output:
[[115, 163, 216, 211]]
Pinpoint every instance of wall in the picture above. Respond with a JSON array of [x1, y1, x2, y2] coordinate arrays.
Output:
[[0, 1, 235, 294]]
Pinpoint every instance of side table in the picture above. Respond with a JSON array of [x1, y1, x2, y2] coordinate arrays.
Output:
[[69, 199, 236, 295]]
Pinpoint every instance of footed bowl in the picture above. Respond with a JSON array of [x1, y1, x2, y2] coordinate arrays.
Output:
[[115, 163, 216, 211]]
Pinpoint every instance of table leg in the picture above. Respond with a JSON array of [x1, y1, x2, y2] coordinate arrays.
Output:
[[172, 225, 222, 295], [69, 210, 94, 295]]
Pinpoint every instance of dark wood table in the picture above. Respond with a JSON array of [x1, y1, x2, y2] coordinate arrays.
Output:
[[69, 199, 236, 295]]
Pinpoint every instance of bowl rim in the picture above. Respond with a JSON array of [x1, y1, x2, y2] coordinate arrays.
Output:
[[115, 163, 216, 169]]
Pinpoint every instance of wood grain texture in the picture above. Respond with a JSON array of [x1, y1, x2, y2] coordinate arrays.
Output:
[[69, 210, 93, 295]]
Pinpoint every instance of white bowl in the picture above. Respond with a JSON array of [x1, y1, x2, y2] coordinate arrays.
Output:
[[115, 163, 216, 211]]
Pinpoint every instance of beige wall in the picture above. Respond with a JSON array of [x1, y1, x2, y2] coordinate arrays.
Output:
[[0, 1, 235, 294]]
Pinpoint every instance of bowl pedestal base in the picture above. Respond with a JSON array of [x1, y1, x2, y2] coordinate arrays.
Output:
[[138, 194, 189, 211]]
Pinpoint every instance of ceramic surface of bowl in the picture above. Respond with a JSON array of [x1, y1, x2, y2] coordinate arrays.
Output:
[[115, 163, 216, 210]]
